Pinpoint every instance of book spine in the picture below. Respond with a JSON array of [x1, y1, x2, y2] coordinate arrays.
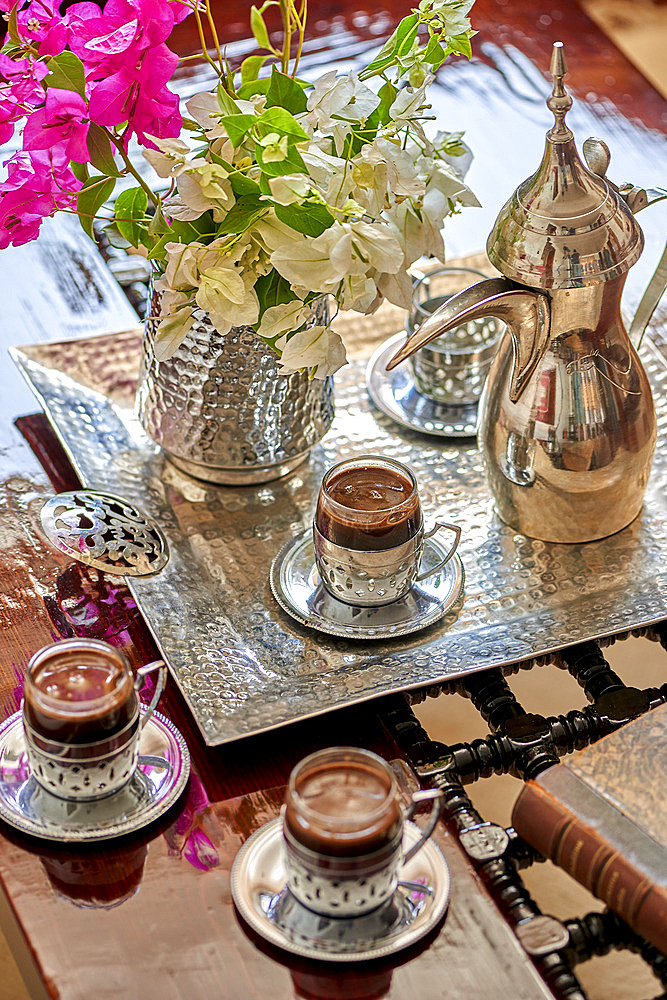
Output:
[[512, 782, 667, 954]]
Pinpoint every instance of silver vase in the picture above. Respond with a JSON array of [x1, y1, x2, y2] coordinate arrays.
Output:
[[137, 291, 334, 485]]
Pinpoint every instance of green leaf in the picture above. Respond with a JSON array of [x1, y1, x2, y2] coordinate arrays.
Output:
[[359, 13, 419, 80], [147, 232, 171, 262], [250, 5, 271, 50], [46, 51, 86, 96], [114, 186, 149, 248], [445, 32, 472, 60], [148, 206, 170, 238], [70, 160, 89, 183], [86, 123, 121, 178], [6, 7, 20, 46], [423, 34, 446, 68], [1, 40, 23, 57], [236, 78, 271, 100], [241, 54, 269, 84], [377, 80, 397, 124], [216, 81, 239, 116], [256, 143, 306, 177], [168, 218, 214, 242], [180, 116, 203, 131], [265, 67, 308, 114], [275, 201, 334, 238], [227, 169, 261, 197], [255, 268, 294, 319], [216, 196, 267, 235], [221, 113, 256, 147], [76, 176, 116, 240], [255, 107, 310, 144]]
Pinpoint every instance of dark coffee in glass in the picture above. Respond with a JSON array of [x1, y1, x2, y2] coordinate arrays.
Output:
[[23, 640, 137, 745], [315, 456, 421, 551], [284, 748, 403, 858]]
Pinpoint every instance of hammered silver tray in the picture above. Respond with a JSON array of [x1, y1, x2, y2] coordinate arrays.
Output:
[[11, 329, 667, 746]]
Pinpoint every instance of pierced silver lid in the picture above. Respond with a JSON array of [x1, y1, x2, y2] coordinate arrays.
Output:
[[40, 491, 168, 577]]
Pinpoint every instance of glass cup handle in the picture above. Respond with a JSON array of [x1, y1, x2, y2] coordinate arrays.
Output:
[[402, 788, 443, 864], [415, 521, 461, 582], [134, 660, 167, 729]]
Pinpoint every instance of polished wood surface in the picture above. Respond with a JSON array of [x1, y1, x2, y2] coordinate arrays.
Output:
[[0, 1, 666, 997]]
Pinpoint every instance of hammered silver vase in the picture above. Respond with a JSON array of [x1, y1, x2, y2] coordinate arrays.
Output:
[[137, 291, 334, 485]]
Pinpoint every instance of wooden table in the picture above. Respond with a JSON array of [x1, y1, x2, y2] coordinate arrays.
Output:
[[0, 2, 665, 998]]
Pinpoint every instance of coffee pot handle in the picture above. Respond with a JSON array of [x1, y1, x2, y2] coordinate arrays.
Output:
[[135, 660, 167, 729], [415, 521, 461, 582], [402, 788, 443, 864]]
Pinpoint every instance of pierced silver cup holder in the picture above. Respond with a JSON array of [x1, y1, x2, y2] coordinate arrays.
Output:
[[40, 490, 169, 577]]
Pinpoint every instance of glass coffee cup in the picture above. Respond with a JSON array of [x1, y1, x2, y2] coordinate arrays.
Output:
[[283, 747, 442, 917], [22, 638, 166, 802], [314, 455, 460, 606]]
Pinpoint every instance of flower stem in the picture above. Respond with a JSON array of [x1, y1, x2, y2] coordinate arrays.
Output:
[[193, 3, 224, 79], [106, 131, 161, 211], [205, 0, 225, 75], [291, 0, 306, 76]]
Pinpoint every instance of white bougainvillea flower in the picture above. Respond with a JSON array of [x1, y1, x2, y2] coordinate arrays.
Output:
[[340, 272, 378, 312], [375, 268, 414, 309], [252, 213, 304, 253], [257, 299, 309, 340], [419, 0, 474, 36], [308, 71, 379, 125], [142, 137, 191, 178], [153, 285, 196, 360], [352, 138, 424, 214], [270, 223, 354, 290], [275, 325, 347, 379], [177, 164, 235, 220], [163, 194, 201, 222], [163, 242, 203, 290], [425, 160, 480, 206], [196, 269, 260, 333], [348, 220, 404, 275], [267, 174, 311, 206], [389, 77, 433, 126], [258, 132, 288, 163], [301, 143, 345, 186], [306, 71, 355, 128], [185, 92, 228, 138], [432, 131, 474, 177]]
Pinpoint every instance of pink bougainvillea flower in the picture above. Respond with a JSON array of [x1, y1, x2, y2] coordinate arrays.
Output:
[[0, 148, 81, 248], [16, 0, 68, 56], [23, 87, 90, 163], [0, 53, 48, 142], [183, 828, 219, 872], [66, 0, 185, 142], [87, 43, 180, 140], [169, 0, 192, 24], [68, 0, 178, 70]]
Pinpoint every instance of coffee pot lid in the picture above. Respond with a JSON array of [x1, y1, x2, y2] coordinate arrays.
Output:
[[486, 42, 643, 289]]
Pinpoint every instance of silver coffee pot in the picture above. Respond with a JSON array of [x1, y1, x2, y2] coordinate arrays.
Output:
[[388, 43, 667, 543]]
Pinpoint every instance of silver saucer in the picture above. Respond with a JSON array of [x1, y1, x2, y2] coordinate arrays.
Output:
[[231, 818, 450, 962], [0, 710, 190, 842], [366, 333, 479, 437], [270, 530, 464, 640]]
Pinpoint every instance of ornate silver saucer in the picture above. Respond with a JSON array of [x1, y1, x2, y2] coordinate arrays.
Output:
[[270, 529, 464, 640], [366, 333, 479, 438], [0, 709, 189, 842], [231, 818, 450, 961]]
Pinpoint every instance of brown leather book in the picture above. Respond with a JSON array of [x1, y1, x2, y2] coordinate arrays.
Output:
[[511, 704, 667, 953]]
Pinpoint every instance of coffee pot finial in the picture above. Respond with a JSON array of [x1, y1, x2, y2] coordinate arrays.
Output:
[[547, 41, 572, 140]]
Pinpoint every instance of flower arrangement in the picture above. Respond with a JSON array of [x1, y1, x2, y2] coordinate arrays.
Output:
[[0, 0, 477, 377]]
